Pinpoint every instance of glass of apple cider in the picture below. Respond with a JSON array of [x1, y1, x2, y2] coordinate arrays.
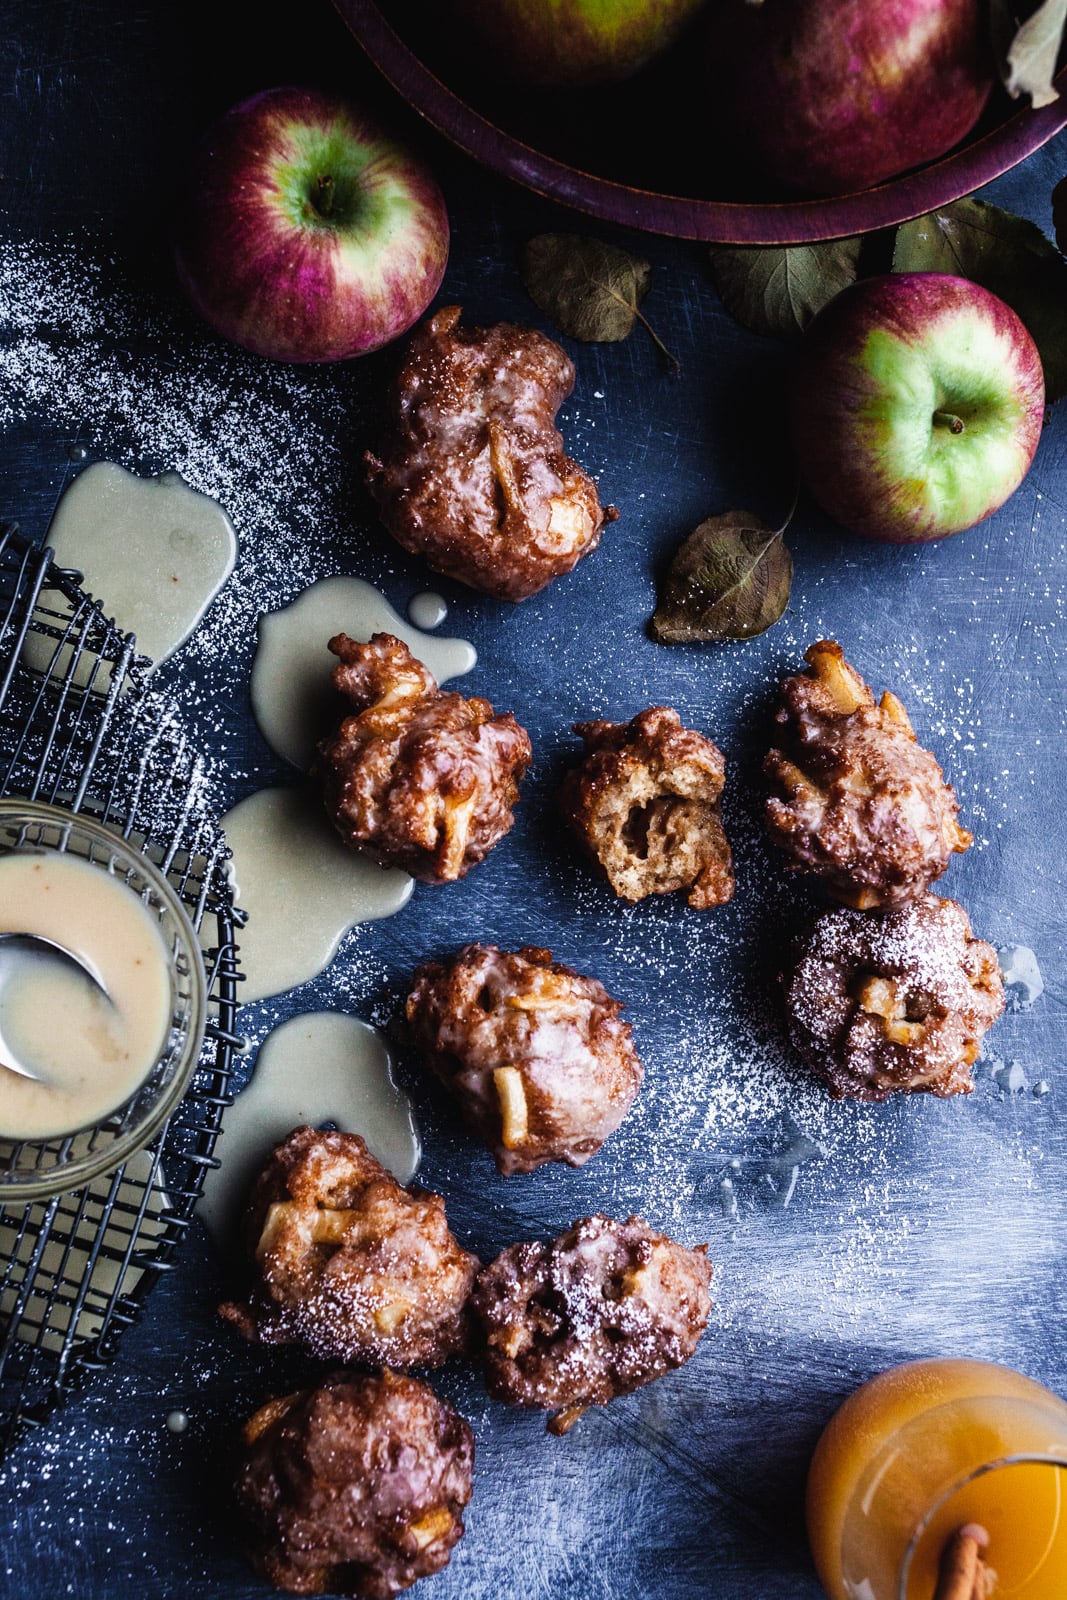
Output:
[[807, 1359, 1067, 1600]]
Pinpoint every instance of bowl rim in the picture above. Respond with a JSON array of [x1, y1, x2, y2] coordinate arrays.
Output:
[[334, 0, 1067, 245], [0, 797, 208, 1202]]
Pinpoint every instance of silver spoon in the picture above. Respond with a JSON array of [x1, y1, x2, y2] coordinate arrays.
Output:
[[0, 933, 111, 1082]]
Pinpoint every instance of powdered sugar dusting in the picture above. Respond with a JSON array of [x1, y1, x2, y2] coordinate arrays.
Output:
[[0, 232, 373, 697]]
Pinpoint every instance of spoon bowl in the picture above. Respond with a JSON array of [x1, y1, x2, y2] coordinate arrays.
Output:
[[0, 930, 109, 992], [0, 932, 113, 1081]]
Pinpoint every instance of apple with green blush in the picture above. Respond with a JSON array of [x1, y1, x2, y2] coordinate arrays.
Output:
[[791, 274, 1045, 544], [457, 0, 707, 87], [174, 87, 449, 363]]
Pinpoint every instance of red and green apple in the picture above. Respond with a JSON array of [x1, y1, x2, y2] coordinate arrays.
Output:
[[174, 87, 449, 363], [705, 0, 993, 196], [792, 274, 1045, 543], [458, 0, 707, 87]]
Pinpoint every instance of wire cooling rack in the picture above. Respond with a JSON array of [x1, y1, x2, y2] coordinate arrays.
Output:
[[0, 521, 242, 1455]]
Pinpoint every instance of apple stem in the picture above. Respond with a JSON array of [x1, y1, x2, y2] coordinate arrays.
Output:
[[312, 175, 335, 220], [933, 410, 965, 435]]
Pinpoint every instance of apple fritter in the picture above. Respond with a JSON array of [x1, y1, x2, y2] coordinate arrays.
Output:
[[365, 305, 616, 601], [405, 944, 642, 1176], [765, 641, 971, 907], [561, 706, 733, 908], [236, 1370, 473, 1598], [471, 1215, 711, 1435], [218, 1126, 478, 1369], [319, 632, 531, 884], [783, 894, 1004, 1100]]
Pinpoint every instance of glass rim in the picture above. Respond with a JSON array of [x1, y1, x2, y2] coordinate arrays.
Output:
[[0, 796, 208, 1201], [898, 1452, 1067, 1600]]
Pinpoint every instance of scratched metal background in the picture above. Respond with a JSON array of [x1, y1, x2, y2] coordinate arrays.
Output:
[[0, 3, 1065, 1596]]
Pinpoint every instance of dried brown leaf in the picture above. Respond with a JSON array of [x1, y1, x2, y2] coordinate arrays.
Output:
[[651, 510, 793, 644], [521, 233, 678, 367], [708, 237, 863, 341]]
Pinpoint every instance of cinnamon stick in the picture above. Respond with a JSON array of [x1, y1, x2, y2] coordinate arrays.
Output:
[[971, 1550, 994, 1600], [933, 1523, 990, 1600]]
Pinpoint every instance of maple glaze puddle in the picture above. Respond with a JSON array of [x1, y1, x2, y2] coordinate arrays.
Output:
[[0, 1148, 168, 1351], [0, 851, 172, 1139], [40, 461, 236, 678], [228, 576, 474, 1001], [251, 574, 475, 771], [197, 1012, 420, 1242], [407, 590, 449, 630], [221, 785, 412, 1002]]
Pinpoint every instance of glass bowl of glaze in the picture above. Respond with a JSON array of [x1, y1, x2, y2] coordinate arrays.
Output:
[[0, 799, 208, 1202]]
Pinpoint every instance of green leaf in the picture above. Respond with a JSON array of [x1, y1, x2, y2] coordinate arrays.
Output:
[[708, 238, 863, 341], [521, 234, 678, 367], [991, 0, 1067, 108], [891, 197, 1067, 401], [651, 510, 793, 644]]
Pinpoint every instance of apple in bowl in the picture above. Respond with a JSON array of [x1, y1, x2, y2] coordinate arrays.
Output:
[[705, 0, 993, 196], [792, 274, 1045, 543], [457, 0, 707, 86], [174, 87, 449, 363]]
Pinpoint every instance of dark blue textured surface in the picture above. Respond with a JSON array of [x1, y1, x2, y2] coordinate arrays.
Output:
[[0, 4, 1065, 1597]]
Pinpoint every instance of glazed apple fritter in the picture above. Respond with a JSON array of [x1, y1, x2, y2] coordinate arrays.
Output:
[[765, 641, 971, 908], [319, 632, 531, 884], [218, 1127, 478, 1369], [783, 893, 1004, 1100], [365, 306, 616, 601], [236, 1370, 474, 1599], [405, 944, 643, 1176], [471, 1214, 712, 1435]]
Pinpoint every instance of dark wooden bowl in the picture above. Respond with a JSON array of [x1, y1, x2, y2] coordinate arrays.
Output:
[[334, 0, 1067, 245]]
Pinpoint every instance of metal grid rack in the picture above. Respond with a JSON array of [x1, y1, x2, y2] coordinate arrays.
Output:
[[0, 521, 242, 1455]]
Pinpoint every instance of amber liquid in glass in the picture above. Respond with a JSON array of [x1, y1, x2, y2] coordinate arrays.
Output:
[[807, 1360, 1067, 1600]]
